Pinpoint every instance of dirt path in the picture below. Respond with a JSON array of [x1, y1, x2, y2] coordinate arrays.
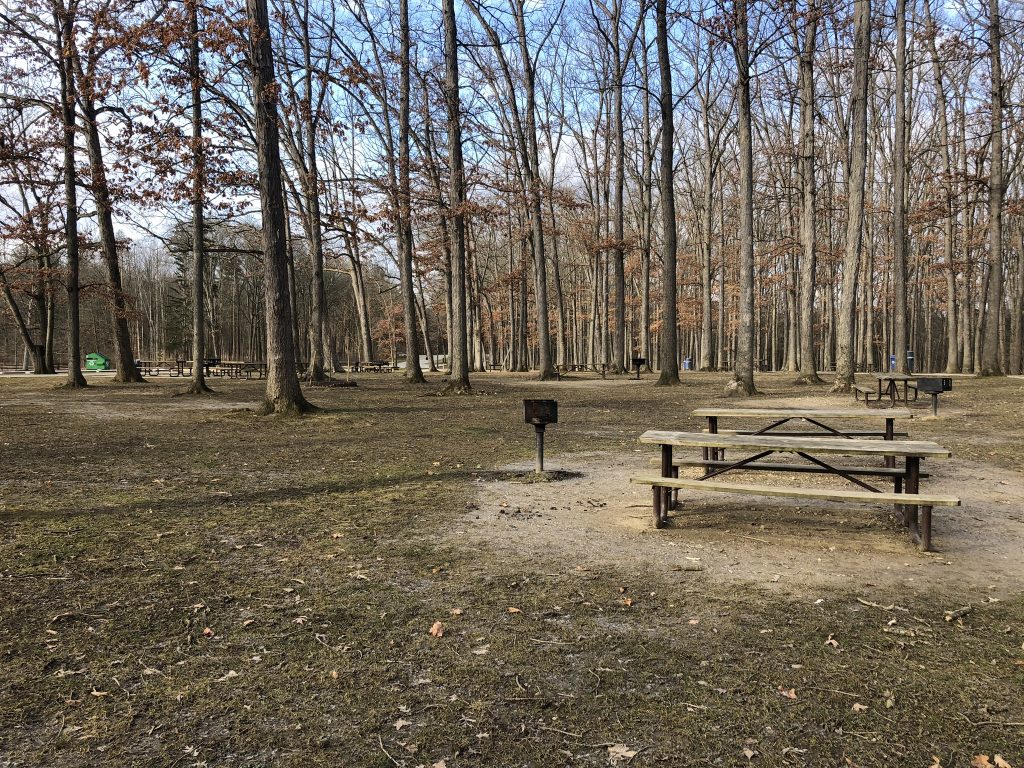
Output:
[[462, 450, 1024, 600]]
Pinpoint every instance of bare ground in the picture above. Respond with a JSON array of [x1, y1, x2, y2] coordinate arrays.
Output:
[[463, 451, 1024, 597]]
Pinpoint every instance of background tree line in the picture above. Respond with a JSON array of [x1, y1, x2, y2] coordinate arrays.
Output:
[[0, 0, 1021, 403]]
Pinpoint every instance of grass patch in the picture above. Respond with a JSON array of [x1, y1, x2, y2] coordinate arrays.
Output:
[[1, 372, 1022, 765]]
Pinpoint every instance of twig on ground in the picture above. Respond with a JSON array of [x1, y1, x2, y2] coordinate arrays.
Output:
[[959, 714, 1024, 727], [530, 638, 573, 645], [377, 735, 400, 767]]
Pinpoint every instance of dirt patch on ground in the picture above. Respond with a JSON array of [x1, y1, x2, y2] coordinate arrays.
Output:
[[463, 386, 1024, 600]]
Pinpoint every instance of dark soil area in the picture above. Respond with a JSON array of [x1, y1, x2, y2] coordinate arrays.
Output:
[[1, 371, 1022, 767]]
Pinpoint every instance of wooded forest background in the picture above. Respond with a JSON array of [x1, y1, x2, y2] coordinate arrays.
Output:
[[1, 0, 1022, 395]]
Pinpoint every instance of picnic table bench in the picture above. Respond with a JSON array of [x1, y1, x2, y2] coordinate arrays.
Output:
[[632, 430, 958, 551]]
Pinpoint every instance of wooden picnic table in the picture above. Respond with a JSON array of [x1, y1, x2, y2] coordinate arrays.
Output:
[[634, 430, 956, 550], [218, 361, 267, 379], [875, 374, 919, 406]]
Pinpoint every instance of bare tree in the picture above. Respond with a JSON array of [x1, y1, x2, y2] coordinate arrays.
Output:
[[442, 0, 470, 393], [832, 0, 871, 393], [795, 0, 821, 384], [979, 0, 1004, 376], [246, 0, 314, 413], [726, 0, 757, 396], [655, 0, 679, 386], [184, 0, 211, 394]]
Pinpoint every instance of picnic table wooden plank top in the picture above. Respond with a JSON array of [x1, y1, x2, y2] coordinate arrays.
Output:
[[877, 374, 916, 381], [691, 407, 913, 420], [638, 430, 951, 458]]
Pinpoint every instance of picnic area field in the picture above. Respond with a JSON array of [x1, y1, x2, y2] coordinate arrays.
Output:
[[1, 372, 1023, 766]]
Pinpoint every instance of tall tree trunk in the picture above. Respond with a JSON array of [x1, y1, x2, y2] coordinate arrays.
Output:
[[246, 0, 313, 413], [186, 0, 211, 395], [979, 0, 1004, 376], [892, 0, 908, 374], [0, 276, 46, 373], [441, 0, 470, 393], [831, 0, 871, 393], [610, 20, 627, 374], [727, 0, 757, 396], [655, 0, 679, 386], [399, 0, 425, 383], [79, 97, 143, 383], [923, 0, 960, 373]]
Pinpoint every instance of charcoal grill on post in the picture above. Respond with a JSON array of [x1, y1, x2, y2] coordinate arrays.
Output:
[[524, 399, 558, 473], [916, 377, 952, 416], [632, 357, 646, 380]]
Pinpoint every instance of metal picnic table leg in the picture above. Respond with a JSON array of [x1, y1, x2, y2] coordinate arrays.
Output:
[[884, 418, 895, 469], [655, 443, 673, 528]]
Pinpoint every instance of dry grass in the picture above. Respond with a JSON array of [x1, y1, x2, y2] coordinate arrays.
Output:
[[1, 371, 1022, 767]]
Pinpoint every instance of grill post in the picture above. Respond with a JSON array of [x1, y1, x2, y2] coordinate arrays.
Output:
[[524, 399, 558, 474]]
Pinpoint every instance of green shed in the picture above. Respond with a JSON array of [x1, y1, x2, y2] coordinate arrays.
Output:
[[85, 352, 111, 371]]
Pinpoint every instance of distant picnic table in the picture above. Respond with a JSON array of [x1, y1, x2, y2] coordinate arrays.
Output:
[[632, 407, 958, 551], [857, 375, 920, 406]]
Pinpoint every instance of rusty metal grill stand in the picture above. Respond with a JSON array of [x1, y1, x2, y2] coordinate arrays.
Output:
[[524, 399, 558, 475]]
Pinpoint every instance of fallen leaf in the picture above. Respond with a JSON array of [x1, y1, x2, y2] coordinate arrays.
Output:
[[472, 645, 490, 656], [241, 619, 255, 627], [330, 670, 338, 680], [432, 761, 447, 768], [293, 616, 307, 625], [972, 757, 994, 768], [688, 618, 700, 625], [777, 686, 798, 700], [928, 756, 942, 768], [429, 621, 444, 638], [621, 597, 633, 607], [507, 607, 521, 614], [743, 747, 756, 759], [851, 703, 868, 712], [394, 718, 412, 731], [608, 744, 638, 761], [202, 627, 215, 638], [215, 670, 239, 683], [825, 634, 839, 648], [994, 757, 1012, 768], [450, 608, 463, 616], [90, 689, 109, 697]]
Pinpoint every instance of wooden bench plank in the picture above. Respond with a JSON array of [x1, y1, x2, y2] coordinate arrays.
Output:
[[701, 428, 908, 438], [692, 406, 910, 419], [651, 458, 926, 478], [629, 475, 960, 507], [639, 431, 951, 458]]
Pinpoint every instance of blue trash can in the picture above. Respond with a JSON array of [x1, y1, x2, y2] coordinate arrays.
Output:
[[683, 358, 692, 371], [889, 354, 896, 372]]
